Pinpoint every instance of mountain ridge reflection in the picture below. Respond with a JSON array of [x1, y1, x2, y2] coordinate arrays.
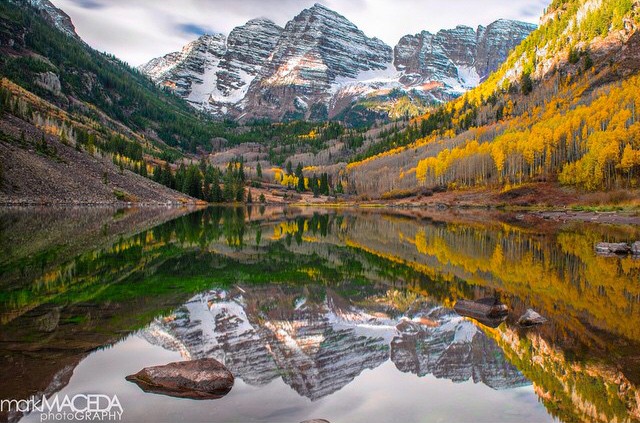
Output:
[[1, 206, 639, 423]]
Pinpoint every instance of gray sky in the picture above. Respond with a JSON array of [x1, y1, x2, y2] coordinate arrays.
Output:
[[50, 0, 549, 66]]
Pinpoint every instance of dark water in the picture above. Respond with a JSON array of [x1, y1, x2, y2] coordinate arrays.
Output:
[[1, 206, 639, 423]]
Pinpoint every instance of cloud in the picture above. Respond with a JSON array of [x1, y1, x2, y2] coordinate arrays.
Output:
[[69, 0, 104, 9], [50, 0, 549, 66], [178, 23, 210, 37]]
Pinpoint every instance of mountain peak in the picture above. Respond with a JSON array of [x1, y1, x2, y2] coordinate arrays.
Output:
[[310, 3, 332, 12], [27, 0, 78, 39], [195, 33, 225, 43], [302, 2, 351, 22], [245, 17, 278, 26], [140, 8, 533, 121]]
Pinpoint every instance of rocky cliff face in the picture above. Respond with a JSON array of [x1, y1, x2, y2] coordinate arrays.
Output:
[[25, 0, 78, 39], [138, 34, 227, 107], [395, 19, 536, 93], [138, 19, 283, 112], [140, 4, 535, 120], [211, 18, 284, 109], [141, 286, 529, 400], [239, 3, 393, 121]]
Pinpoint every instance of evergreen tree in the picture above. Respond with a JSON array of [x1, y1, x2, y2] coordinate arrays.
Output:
[[210, 171, 223, 203], [320, 173, 329, 195], [223, 169, 234, 202], [239, 160, 245, 182], [521, 72, 533, 95], [295, 163, 305, 192], [160, 163, 174, 189], [235, 186, 245, 202]]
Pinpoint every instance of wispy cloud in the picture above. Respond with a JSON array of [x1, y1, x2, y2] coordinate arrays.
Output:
[[50, 0, 549, 66]]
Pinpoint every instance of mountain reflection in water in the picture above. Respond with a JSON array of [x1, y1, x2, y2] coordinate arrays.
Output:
[[142, 286, 527, 401], [1, 206, 639, 423]]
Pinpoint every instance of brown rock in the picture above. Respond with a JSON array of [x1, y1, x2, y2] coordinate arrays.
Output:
[[595, 242, 630, 255], [454, 298, 509, 328], [126, 358, 234, 400], [518, 309, 547, 328]]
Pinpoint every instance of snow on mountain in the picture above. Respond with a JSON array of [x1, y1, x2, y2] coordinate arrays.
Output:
[[139, 4, 536, 120], [395, 19, 536, 95], [239, 3, 394, 121], [138, 19, 283, 113], [26, 0, 79, 39], [140, 286, 529, 400], [138, 34, 227, 109]]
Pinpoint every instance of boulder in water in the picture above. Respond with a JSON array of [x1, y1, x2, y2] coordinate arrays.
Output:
[[126, 358, 234, 400], [518, 309, 547, 328], [453, 298, 509, 328], [595, 242, 630, 255]]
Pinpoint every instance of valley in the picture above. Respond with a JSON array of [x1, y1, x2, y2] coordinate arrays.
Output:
[[0, 0, 639, 210], [2, 1, 640, 422]]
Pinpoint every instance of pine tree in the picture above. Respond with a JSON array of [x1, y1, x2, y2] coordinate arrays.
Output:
[[295, 163, 305, 192], [256, 162, 263, 179], [210, 171, 223, 203], [235, 186, 245, 202], [320, 173, 329, 195]]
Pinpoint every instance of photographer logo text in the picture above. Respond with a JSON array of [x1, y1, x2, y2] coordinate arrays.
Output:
[[1, 394, 123, 422]]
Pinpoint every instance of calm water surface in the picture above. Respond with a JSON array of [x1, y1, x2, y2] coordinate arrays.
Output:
[[1, 206, 639, 423]]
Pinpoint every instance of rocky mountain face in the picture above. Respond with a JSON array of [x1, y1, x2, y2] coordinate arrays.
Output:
[[395, 19, 537, 93], [141, 286, 529, 400], [139, 19, 283, 111], [139, 34, 227, 104], [140, 4, 535, 121], [25, 0, 78, 39], [240, 3, 393, 121]]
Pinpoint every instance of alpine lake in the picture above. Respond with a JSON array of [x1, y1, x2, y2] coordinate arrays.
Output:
[[1, 206, 639, 423]]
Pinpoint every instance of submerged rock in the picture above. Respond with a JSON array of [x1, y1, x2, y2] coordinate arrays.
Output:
[[518, 309, 547, 328], [595, 242, 631, 255], [126, 358, 234, 400]]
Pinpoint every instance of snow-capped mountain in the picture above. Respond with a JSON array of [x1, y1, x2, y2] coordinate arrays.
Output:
[[239, 3, 393, 121], [139, 19, 283, 111], [395, 19, 538, 94], [139, 3, 535, 120], [139, 34, 227, 103], [140, 287, 528, 400]]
